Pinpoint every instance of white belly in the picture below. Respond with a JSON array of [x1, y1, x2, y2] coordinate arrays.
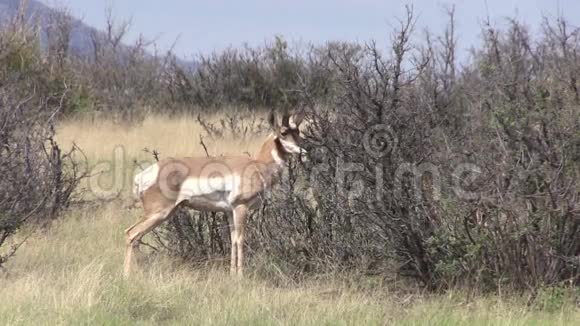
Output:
[[177, 176, 239, 211], [184, 194, 232, 211]]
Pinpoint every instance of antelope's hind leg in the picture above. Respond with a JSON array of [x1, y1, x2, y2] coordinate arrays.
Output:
[[123, 205, 175, 277]]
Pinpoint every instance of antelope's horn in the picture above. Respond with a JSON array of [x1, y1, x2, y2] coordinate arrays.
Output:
[[281, 112, 290, 127]]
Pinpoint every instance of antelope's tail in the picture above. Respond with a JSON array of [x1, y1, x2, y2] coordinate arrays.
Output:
[[133, 163, 160, 199]]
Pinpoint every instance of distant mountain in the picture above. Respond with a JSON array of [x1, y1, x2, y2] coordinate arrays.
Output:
[[0, 0, 47, 19], [0, 0, 102, 58], [0, 0, 196, 67]]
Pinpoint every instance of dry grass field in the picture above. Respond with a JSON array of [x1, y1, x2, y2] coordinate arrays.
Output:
[[57, 114, 266, 162], [0, 115, 578, 325]]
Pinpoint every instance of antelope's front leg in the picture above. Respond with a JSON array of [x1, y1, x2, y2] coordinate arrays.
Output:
[[233, 205, 248, 277], [228, 211, 237, 275]]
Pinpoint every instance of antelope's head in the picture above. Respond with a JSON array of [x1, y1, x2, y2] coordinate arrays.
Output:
[[268, 111, 306, 155]]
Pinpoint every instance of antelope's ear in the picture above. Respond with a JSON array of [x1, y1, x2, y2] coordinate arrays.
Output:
[[290, 111, 306, 128], [268, 111, 279, 130]]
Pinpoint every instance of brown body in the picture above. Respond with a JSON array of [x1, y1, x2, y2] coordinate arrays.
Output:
[[124, 112, 304, 277]]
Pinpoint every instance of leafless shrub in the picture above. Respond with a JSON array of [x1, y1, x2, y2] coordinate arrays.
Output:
[[44, 5, 73, 69], [0, 9, 85, 269], [452, 16, 580, 290], [65, 7, 168, 121], [166, 37, 334, 111], [289, 8, 579, 290]]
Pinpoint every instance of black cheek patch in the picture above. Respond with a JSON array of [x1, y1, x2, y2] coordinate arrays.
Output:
[[274, 137, 290, 158]]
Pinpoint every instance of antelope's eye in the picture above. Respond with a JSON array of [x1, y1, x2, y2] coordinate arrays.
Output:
[[280, 130, 289, 136]]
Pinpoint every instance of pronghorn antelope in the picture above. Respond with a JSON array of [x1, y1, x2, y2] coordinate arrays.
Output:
[[124, 111, 306, 277]]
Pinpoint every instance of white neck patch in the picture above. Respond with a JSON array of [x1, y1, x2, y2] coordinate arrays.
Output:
[[271, 148, 285, 166], [279, 137, 302, 154], [288, 116, 297, 129]]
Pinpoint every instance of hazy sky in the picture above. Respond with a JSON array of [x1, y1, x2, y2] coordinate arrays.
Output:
[[39, 0, 579, 59]]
